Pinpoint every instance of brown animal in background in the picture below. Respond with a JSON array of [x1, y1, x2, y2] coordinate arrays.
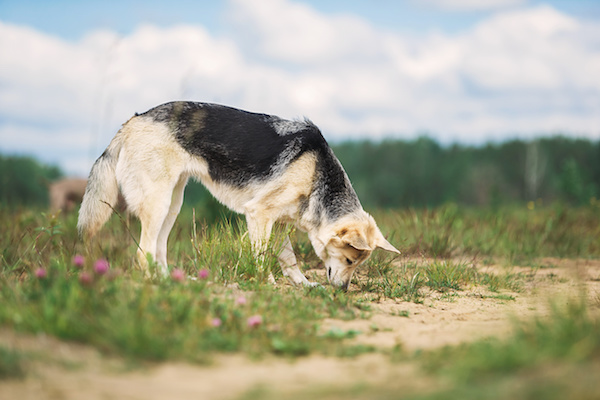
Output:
[[49, 178, 88, 212], [50, 178, 126, 214]]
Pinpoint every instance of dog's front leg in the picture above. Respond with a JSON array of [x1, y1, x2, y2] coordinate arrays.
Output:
[[278, 235, 320, 288], [246, 215, 276, 283]]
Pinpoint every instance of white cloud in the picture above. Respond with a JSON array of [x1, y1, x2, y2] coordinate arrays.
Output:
[[460, 6, 585, 90], [0, 1, 599, 177], [420, 0, 528, 11], [227, 0, 383, 66], [224, 0, 599, 138]]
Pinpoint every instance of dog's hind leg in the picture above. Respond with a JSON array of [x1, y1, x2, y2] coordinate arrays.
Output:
[[136, 188, 174, 277], [278, 235, 319, 287], [156, 175, 188, 269]]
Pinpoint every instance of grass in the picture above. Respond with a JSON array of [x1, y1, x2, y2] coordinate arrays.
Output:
[[0, 207, 375, 366], [1, 201, 599, 386], [0, 260, 365, 363], [359, 259, 520, 302], [0, 345, 25, 379], [375, 203, 600, 261]]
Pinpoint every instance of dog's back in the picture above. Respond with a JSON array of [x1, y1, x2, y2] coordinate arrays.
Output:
[[140, 102, 322, 184], [140, 102, 361, 220]]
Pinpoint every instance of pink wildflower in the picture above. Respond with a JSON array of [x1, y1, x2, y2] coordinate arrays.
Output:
[[35, 268, 47, 279], [93, 258, 109, 275], [211, 318, 222, 327], [235, 296, 247, 305], [72, 254, 85, 268], [79, 271, 93, 285], [198, 269, 209, 280], [247, 315, 263, 328], [171, 268, 185, 282]]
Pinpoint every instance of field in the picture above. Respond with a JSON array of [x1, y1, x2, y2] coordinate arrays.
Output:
[[1, 203, 600, 399]]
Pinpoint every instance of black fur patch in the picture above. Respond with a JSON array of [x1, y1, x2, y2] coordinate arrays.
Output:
[[138, 101, 360, 220]]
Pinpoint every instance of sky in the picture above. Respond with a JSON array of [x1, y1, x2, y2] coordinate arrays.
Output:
[[1, 0, 599, 176]]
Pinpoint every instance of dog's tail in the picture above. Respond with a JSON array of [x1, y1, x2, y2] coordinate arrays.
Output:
[[77, 131, 125, 239]]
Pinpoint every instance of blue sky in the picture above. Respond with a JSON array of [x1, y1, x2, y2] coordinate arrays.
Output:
[[4, 0, 599, 38], [1, 0, 599, 176]]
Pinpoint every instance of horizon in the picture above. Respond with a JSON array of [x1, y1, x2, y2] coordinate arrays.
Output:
[[3, 133, 597, 175]]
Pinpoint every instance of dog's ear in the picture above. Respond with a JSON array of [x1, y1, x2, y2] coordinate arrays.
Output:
[[333, 229, 372, 251], [345, 233, 371, 252], [374, 230, 401, 255]]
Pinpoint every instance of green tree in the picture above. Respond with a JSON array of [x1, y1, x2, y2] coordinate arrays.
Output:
[[559, 158, 597, 205], [0, 155, 62, 207]]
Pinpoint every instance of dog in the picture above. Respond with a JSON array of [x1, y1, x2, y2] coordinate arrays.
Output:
[[78, 101, 400, 289]]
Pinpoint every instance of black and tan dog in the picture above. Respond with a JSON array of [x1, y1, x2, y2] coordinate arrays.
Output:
[[78, 102, 400, 289]]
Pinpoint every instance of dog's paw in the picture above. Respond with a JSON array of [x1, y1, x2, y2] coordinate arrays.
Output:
[[303, 281, 321, 288]]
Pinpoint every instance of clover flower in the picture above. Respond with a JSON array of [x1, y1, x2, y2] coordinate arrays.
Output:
[[94, 259, 109, 275], [171, 268, 185, 282], [72, 254, 85, 268], [247, 315, 263, 328], [198, 269, 209, 280], [79, 271, 93, 285], [235, 296, 247, 305], [35, 268, 47, 279]]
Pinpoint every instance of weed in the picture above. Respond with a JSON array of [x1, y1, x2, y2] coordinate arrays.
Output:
[[469, 293, 516, 302], [375, 263, 425, 302], [391, 310, 410, 318], [480, 271, 524, 293], [424, 261, 478, 292]]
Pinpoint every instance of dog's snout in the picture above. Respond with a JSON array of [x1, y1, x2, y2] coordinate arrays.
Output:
[[329, 276, 350, 291], [331, 280, 349, 291]]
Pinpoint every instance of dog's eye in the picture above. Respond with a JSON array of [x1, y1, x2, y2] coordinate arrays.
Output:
[[345, 258, 353, 265]]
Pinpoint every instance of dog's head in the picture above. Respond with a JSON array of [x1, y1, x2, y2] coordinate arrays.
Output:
[[314, 211, 400, 290]]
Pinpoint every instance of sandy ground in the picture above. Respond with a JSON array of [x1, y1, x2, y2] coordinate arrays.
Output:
[[1, 258, 599, 400]]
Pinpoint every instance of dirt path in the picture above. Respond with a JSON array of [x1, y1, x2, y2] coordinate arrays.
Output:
[[327, 258, 600, 352], [1, 259, 599, 400]]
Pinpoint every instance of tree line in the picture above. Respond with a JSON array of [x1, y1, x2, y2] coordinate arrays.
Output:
[[332, 136, 599, 209], [1, 136, 598, 210]]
